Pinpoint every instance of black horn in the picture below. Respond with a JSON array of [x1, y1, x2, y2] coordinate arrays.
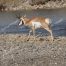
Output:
[[15, 13, 21, 19]]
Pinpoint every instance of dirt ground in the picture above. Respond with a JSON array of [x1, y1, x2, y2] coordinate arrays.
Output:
[[0, 34, 66, 66]]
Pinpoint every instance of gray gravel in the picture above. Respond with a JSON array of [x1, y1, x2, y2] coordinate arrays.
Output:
[[0, 34, 66, 66]]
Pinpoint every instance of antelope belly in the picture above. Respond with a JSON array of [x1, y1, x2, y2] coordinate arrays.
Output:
[[32, 22, 42, 28]]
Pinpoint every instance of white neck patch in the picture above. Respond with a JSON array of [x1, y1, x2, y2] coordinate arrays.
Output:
[[19, 20, 22, 25]]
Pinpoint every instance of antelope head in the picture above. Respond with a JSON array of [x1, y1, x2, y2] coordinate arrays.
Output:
[[19, 15, 30, 26], [16, 14, 26, 26], [19, 16, 25, 26]]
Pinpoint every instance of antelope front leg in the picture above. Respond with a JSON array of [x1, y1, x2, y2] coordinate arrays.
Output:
[[27, 29, 32, 41], [32, 26, 35, 36], [32, 26, 36, 40], [28, 25, 35, 38], [28, 27, 36, 41], [27, 29, 32, 40], [29, 30, 32, 36]]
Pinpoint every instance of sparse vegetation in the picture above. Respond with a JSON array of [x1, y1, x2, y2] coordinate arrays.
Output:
[[0, 0, 66, 11]]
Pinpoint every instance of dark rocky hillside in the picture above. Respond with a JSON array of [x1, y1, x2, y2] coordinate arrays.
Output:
[[0, 0, 66, 11]]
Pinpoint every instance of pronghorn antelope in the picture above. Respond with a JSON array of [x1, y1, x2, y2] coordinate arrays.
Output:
[[18, 16, 53, 41]]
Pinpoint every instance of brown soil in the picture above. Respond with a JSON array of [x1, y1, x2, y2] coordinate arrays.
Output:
[[0, 34, 66, 66]]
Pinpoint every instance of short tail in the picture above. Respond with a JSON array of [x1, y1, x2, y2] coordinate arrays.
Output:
[[45, 18, 52, 25], [45, 18, 63, 27]]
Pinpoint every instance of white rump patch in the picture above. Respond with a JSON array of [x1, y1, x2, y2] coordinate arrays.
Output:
[[32, 22, 42, 28], [45, 18, 52, 25]]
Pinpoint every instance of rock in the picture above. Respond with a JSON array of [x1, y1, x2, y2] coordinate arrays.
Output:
[[0, 4, 6, 12], [28, 0, 48, 5]]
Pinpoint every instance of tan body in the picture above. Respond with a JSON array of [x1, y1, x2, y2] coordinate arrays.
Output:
[[19, 16, 53, 41]]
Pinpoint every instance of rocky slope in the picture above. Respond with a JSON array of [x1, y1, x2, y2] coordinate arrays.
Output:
[[0, 0, 66, 11]]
